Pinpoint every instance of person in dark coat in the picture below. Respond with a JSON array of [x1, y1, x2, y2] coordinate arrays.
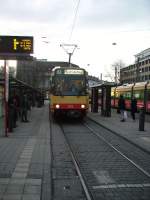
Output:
[[118, 95, 126, 122], [131, 97, 137, 120], [8, 95, 15, 132], [21, 93, 29, 122]]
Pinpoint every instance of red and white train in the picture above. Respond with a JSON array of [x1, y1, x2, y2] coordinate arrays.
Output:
[[111, 82, 150, 113]]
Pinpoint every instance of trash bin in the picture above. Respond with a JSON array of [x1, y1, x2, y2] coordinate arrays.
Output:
[[139, 106, 145, 131]]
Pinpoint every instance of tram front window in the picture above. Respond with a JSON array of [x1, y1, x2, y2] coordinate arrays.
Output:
[[54, 76, 86, 96]]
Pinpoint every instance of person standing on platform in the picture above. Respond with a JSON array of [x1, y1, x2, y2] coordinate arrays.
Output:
[[8, 95, 15, 132], [21, 93, 29, 122], [131, 97, 137, 121], [118, 95, 126, 122]]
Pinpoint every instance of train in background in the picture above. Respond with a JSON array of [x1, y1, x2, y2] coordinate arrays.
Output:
[[111, 82, 150, 113], [49, 66, 89, 119]]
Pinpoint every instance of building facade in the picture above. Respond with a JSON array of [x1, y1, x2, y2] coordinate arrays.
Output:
[[120, 48, 150, 84], [17, 59, 79, 90]]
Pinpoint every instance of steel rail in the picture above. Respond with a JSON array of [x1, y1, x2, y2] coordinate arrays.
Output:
[[87, 116, 150, 155], [49, 109, 54, 199], [84, 123, 150, 179], [60, 124, 94, 200]]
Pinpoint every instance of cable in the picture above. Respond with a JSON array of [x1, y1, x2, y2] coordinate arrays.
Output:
[[69, 0, 80, 41]]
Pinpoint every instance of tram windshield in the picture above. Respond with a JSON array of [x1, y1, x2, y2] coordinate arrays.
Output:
[[53, 76, 87, 96]]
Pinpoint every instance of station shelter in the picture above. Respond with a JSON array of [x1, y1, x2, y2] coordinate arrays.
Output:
[[0, 76, 43, 136], [90, 83, 115, 117]]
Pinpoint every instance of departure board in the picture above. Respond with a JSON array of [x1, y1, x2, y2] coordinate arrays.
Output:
[[0, 36, 33, 54]]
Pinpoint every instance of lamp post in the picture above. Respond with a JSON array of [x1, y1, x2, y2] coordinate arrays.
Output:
[[112, 42, 118, 84]]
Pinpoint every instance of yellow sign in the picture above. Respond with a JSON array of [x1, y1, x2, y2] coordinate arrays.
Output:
[[0, 36, 33, 54], [13, 39, 32, 51]]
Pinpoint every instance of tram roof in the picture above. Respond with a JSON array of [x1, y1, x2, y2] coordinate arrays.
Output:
[[90, 82, 115, 88]]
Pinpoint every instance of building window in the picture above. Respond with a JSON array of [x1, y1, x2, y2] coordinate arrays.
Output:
[[145, 67, 148, 72]]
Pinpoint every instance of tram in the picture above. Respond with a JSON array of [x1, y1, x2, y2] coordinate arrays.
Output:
[[49, 66, 89, 118], [111, 82, 150, 113]]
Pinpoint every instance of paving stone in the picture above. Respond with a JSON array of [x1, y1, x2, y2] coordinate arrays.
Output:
[[9, 178, 25, 185], [0, 105, 51, 200], [22, 194, 41, 200], [14, 165, 29, 171], [14, 168, 28, 173], [18, 158, 31, 162], [16, 163, 29, 168], [0, 178, 10, 184], [6, 184, 24, 194], [25, 178, 42, 186], [2, 194, 22, 200], [23, 185, 41, 194], [0, 184, 7, 194], [12, 172, 27, 178]]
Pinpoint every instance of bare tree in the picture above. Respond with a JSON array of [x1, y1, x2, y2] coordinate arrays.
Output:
[[104, 59, 125, 83], [112, 60, 125, 84]]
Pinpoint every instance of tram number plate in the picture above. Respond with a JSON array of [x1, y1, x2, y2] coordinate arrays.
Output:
[[67, 105, 74, 108]]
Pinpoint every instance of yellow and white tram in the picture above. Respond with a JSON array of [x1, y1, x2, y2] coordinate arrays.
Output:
[[49, 67, 89, 119]]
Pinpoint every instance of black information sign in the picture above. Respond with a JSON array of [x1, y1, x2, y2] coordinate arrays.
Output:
[[0, 36, 33, 54]]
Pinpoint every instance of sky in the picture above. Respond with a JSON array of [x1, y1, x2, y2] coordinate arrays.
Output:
[[0, 0, 150, 80]]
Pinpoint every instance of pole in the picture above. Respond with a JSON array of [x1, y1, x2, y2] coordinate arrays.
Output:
[[115, 66, 117, 84], [68, 53, 72, 67], [4, 60, 9, 137], [136, 57, 140, 82]]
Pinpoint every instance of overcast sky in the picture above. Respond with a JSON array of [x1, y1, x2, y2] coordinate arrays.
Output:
[[0, 0, 150, 80]]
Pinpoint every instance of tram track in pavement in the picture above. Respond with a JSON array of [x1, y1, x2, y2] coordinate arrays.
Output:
[[54, 118, 150, 200], [50, 115, 89, 200], [85, 117, 150, 176]]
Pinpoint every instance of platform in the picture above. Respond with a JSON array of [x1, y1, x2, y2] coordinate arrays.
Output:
[[0, 103, 150, 199], [87, 109, 150, 153]]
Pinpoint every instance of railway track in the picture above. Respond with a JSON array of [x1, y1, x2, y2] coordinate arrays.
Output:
[[50, 117, 150, 199], [86, 117, 150, 175]]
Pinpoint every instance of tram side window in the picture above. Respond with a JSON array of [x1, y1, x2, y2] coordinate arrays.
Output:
[[133, 90, 144, 100], [123, 91, 131, 100]]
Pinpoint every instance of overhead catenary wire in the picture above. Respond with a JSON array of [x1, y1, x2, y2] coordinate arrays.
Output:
[[69, 0, 80, 41]]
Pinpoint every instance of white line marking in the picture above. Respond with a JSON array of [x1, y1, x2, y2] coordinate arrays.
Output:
[[93, 183, 150, 189]]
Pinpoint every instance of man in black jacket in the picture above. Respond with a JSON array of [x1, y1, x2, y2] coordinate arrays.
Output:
[[131, 97, 137, 120]]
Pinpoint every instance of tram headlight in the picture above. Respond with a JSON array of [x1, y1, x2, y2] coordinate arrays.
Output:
[[81, 104, 85, 109], [55, 104, 60, 109]]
